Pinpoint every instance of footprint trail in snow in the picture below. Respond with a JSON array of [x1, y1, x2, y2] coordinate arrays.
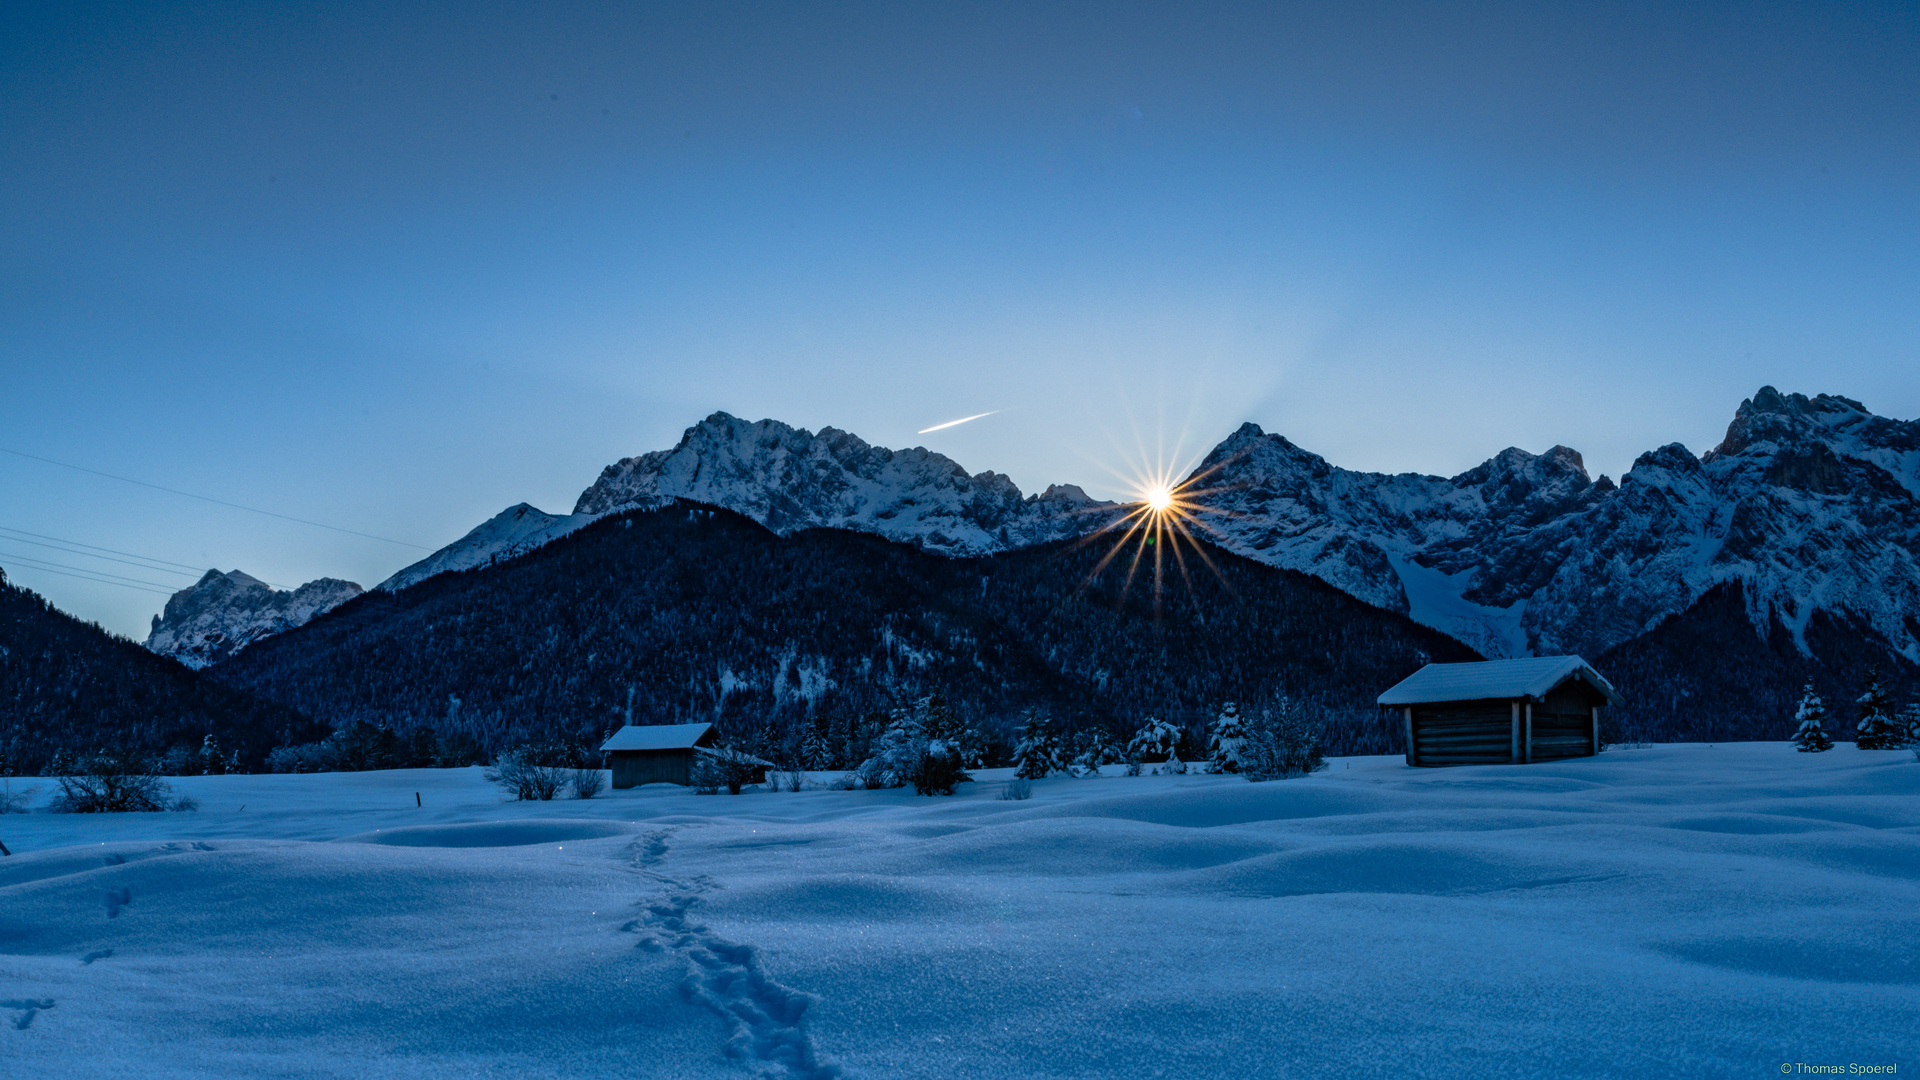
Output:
[[622, 830, 841, 1080]]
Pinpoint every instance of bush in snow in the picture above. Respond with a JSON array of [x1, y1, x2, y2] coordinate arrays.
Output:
[[1207, 702, 1247, 774], [2, 778, 38, 813], [160, 734, 239, 777], [1126, 716, 1182, 764], [1789, 682, 1833, 753], [1242, 698, 1327, 782], [570, 768, 606, 799], [690, 754, 723, 794], [1012, 709, 1061, 779], [485, 747, 571, 801], [998, 777, 1033, 801], [48, 749, 196, 812], [1854, 668, 1904, 750], [703, 745, 765, 795], [907, 738, 970, 795]]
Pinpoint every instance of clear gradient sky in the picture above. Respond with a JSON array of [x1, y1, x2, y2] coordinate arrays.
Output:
[[3, 1, 1916, 639]]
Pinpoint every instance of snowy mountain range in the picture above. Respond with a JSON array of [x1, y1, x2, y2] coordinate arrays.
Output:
[[145, 570, 363, 669], [146, 388, 1919, 672], [1184, 387, 1919, 660]]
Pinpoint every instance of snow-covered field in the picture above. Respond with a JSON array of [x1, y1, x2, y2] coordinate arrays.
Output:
[[3, 746, 1916, 1079]]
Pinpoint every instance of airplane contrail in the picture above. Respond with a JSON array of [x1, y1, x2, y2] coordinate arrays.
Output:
[[917, 411, 998, 434]]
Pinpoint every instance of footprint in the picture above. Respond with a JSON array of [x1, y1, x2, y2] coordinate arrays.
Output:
[[105, 887, 132, 919], [80, 949, 114, 965], [2, 999, 54, 1030]]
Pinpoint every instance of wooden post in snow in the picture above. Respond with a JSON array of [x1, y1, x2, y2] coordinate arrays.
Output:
[[1523, 702, 1534, 764]]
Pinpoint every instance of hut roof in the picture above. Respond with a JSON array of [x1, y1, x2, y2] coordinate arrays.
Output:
[[600, 722, 714, 752], [1378, 656, 1621, 707]]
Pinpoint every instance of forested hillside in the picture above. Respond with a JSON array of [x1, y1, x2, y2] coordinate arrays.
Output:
[[1598, 580, 1920, 744], [0, 570, 325, 773], [212, 501, 1478, 758]]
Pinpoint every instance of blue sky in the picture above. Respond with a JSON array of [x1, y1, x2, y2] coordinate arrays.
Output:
[[3, 1, 1916, 638]]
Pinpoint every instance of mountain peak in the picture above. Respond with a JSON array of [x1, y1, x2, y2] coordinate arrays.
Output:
[[147, 571, 362, 668]]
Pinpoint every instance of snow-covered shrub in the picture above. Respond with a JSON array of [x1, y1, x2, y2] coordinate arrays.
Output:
[[1854, 669, 1903, 749], [1012, 710, 1060, 779], [690, 754, 722, 794], [1242, 698, 1327, 782], [1072, 728, 1116, 777], [1900, 704, 1920, 749], [1124, 758, 1142, 777], [2, 779, 38, 813], [907, 738, 970, 795], [999, 777, 1033, 801], [1127, 716, 1182, 764], [160, 735, 239, 777], [1207, 702, 1247, 773], [705, 746, 764, 795], [856, 707, 926, 789], [485, 748, 570, 801], [48, 750, 195, 812], [570, 768, 606, 799], [1790, 682, 1833, 753]]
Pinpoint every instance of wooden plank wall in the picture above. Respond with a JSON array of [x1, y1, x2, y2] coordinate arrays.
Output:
[[1411, 703, 1514, 765], [610, 750, 693, 788], [1531, 684, 1602, 761]]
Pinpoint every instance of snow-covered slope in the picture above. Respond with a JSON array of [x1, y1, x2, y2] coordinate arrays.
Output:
[[376, 502, 600, 592], [1189, 387, 1920, 660], [573, 412, 1114, 556], [145, 570, 362, 668]]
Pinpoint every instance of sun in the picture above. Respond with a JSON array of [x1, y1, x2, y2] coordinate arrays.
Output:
[[1145, 486, 1174, 513]]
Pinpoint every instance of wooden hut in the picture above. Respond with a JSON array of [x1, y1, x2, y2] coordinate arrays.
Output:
[[601, 722, 718, 788], [1377, 656, 1620, 767]]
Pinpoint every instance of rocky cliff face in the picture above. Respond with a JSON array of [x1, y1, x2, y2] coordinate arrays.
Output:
[[573, 412, 1114, 555], [145, 570, 363, 668], [1185, 387, 1920, 661]]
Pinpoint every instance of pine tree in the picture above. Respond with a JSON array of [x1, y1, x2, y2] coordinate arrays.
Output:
[[1854, 668, 1902, 749], [1789, 682, 1833, 753], [1074, 728, 1115, 777], [1126, 716, 1181, 763], [1900, 704, 1920, 748], [858, 707, 927, 788], [801, 720, 832, 771], [1012, 709, 1059, 780], [1207, 702, 1247, 774]]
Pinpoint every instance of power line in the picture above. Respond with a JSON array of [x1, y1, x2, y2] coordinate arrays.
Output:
[[0, 524, 210, 574], [0, 446, 431, 550], [0, 554, 179, 596], [0, 528, 209, 580]]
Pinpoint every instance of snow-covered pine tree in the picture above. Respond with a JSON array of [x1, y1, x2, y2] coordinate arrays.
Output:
[[1900, 703, 1920, 748], [1242, 697, 1327, 781], [857, 706, 927, 788], [1012, 709, 1059, 780], [801, 720, 832, 771], [921, 695, 983, 769], [1854, 668, 1902, 749], [1126, 716, 1181, 763], [1075, 728, 1114, 777], [1789, 682, 1833, 753], [1207, 702, 1247, 774]]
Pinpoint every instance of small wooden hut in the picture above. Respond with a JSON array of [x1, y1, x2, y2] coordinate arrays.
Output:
[[1377, 656, 1620, 767], [601, 722, 718, 788]]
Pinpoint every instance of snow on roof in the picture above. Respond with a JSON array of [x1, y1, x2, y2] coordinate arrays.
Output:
[[600, 723, 714, 752], [1377, 656, 1621, 706]]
